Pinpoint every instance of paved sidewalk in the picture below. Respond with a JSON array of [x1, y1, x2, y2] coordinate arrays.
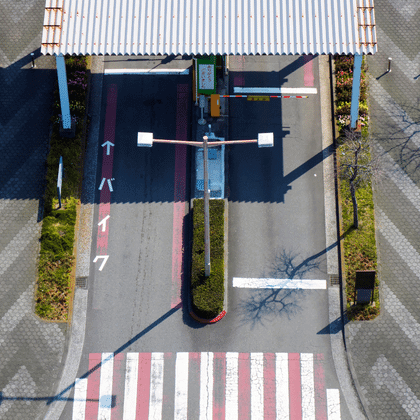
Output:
[[345, 0, 420, 419], [0, 1, 66, 419]]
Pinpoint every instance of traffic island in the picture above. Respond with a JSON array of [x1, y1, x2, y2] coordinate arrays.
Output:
[[190, 199, 227, 323]]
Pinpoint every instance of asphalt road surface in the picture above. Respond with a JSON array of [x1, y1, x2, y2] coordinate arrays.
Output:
[[59, 56, 351, 420]]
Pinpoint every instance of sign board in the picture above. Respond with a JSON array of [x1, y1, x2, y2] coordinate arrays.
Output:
[[57, 156, 63, 208], [197, 57, 216, 95], [355, 270, 375, 304]]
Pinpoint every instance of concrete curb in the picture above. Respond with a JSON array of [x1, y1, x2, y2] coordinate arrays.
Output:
[[44, 56, 104, 420], [319, 55, 368, 420]]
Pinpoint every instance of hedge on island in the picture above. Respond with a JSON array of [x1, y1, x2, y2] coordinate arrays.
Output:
[[191, 199, 224, 319]]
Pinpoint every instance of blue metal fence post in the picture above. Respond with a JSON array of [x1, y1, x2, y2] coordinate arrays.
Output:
[[350, 53, 363, 129], [56, 54, 71, 130]]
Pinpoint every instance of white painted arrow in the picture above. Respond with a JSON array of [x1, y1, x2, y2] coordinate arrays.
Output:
[[98, 178, 115, 191], [93, 255, 109, 271], [102, 141, 115, 155], [98, 215, 110, 232]]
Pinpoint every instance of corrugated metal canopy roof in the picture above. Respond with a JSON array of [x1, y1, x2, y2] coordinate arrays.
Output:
[[41, 0, 377, 56]]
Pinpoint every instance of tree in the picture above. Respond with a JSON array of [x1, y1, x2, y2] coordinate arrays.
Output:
[[338, 128, 376, 229]]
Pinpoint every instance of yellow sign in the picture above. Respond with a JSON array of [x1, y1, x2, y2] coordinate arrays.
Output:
[[247, 96, 270, 101]]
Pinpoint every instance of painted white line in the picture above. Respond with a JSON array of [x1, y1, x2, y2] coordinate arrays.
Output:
[[98, 177, 106, 190], [250, 353, 264, 420], [101, 140, 114, 155], [104, 68, 190, 75], [234, 87, 317, 94], [98, 215, 110, 232], [98, 352, 114, 420], [123, 353, 139, 420], [174, 353, 189, 420], [301, 353, 315, 420], [72, 378, 87, 420], [233, 278, 327, 289], [326, 389, 341, 420], [93, 255, 109, 271], [225, 352, 239, 420], [107, 178, 114, 192], [276, 353, 289, 420], [149, 353, 164, 420], [199, 352, 214, 420]]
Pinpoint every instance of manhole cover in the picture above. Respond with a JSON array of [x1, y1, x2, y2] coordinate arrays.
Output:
[[330, 274, 340, 287], [76, 277, 88, 289]]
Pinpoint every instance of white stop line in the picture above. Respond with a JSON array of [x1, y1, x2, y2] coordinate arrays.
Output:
[[233, 278, 327, 289]]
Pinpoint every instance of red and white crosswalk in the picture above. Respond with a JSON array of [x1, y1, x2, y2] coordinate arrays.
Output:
[[72, 352, 341, 420]]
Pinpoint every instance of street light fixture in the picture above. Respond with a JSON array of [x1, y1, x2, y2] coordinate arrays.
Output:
[[137, 128, 274, 276]]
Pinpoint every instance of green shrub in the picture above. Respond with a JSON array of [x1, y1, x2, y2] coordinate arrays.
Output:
[[36, 56, 89, 321], [334, 55, 379, 321], [191, 199, 225, 319]]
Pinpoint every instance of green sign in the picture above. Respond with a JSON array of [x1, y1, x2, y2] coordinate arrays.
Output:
[[197, 56, 216, 95]]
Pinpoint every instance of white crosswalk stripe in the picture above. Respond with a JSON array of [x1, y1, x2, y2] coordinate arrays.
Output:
[[72, 352, 341, 419]]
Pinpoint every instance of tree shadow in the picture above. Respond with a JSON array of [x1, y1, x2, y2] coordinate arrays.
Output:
[[238, 248, 326, 328], [371, 101, 420, 179]]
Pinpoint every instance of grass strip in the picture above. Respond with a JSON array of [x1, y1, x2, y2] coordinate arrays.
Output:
[[35, 56, 90, 321], [191, 199, 225, 319], [334, 55, 379, 321], [339, 178, 380, 320]]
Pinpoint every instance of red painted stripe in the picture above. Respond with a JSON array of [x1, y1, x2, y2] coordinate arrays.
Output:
[[213, 352, 226, 420], [97, 202, 111, 254], [289, 353, 302, 420], [314, 354, 327, 420], [85, 353, 102, 419], [111, 353, 125, 420], [136, 353, 151, 418], [97, 84, 118, 256], [238, 353, 251, 420], [284, 96, 290, 98], [264, 353, 276, 420], [171, 84, 189, 308], [303, 56, 315, 87]]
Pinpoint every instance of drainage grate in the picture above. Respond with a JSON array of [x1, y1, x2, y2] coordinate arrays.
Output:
[[330, 274, 340, 287], [76, 276, 88, 289]]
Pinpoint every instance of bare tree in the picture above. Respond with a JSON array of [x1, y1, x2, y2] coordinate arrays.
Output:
[[338, 128, 376, 229]]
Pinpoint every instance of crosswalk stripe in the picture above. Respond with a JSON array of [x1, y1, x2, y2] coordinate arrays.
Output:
[[149, 353, 164, 420], [123, 353, 139, 420], [137, 353, 151, 418], [72, 378, 88, 419], [263, 353, 276, 419], [174, 353, 189, 420], [72, 352, 341, 420], [213, 352, 226, 420], [327, 389, 341, 420], [225, 352, 239, 420], [98, 352, 114, 420], [289, 353, 302, 420], [251, 353, 264, 419], [199, 352, 214, 420], [238, 353, 251, 419], [86, 353, 101, 419], [276, 353, 289, 420], [314, 354, 327, 420], [301, 353, 315, 420]]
